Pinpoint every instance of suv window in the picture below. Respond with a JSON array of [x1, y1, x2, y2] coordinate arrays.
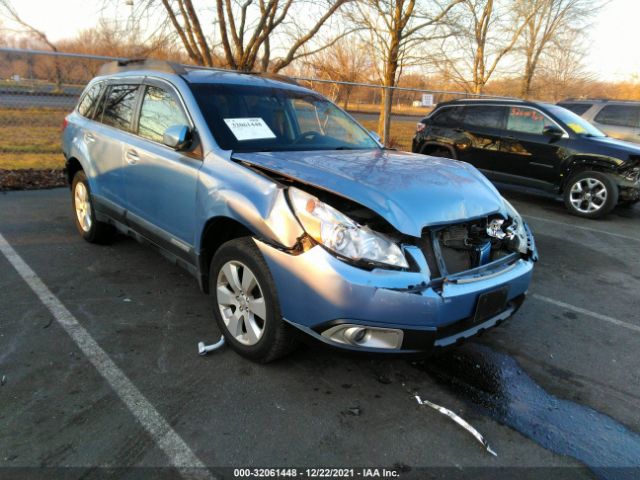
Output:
[[430, 106, 463, 126], [100, 84, 139, 131], [594, 105, 640, 128], [138, 86, 188, 142], [506, 106, 554, 135], [557, 103, 592, 116], [77, 83, 103, 119], [461, 106, 505, 129]]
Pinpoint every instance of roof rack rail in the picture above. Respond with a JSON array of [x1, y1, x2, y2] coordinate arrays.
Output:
[[97, 58, 187, 76], [97, 58, 300, 85]]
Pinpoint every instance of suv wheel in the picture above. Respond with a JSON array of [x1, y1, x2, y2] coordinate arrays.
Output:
[[210, 237, 298, 363], [71, 171, 114, 242], [563, 171, 618, 219]]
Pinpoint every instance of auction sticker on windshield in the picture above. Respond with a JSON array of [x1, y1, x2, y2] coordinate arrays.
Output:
[[224, 117, 276, 141]]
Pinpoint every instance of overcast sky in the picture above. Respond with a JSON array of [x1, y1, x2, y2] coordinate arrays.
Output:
[[4, 0, 639, 82]]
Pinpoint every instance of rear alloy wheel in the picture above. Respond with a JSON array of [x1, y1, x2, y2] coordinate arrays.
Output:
[[564, 171, 618, 219], [210, 237, 298, 362], [71, 171, 114, 243]]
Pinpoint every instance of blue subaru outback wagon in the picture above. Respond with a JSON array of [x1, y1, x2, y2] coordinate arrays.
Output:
[[62, 59, 537, 362]]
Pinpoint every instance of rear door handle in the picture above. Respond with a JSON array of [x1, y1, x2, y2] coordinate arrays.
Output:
[[84, 132, 95, 143], [125, 149, 139, 165]]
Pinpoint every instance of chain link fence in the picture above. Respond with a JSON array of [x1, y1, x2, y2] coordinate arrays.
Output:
[[0, 47, 501, 172]]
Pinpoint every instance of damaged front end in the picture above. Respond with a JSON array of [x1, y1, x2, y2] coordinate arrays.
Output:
[[422, 208, 536, 289], [228, 153, 536, 354]]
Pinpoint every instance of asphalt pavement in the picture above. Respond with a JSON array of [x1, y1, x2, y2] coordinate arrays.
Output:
[[1, 186, 639, 479]]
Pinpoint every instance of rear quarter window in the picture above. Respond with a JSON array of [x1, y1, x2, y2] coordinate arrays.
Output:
[[594, 105, 640, 128], [77, 83, 104, 119]]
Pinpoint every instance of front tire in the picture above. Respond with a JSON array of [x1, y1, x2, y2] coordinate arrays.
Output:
[[563, 171, 618, 219], [71, 171, 114, 243], [210, 237, 298, 363]]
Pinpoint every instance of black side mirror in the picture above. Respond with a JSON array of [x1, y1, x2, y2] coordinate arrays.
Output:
[[542, 125, 564, 138], [163, 124, 192, 150]]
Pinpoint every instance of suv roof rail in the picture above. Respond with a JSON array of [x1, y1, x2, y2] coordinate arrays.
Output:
[[97, 57, 300, 86], [98, 58, 188, 76], [560, 97, 640, 104]]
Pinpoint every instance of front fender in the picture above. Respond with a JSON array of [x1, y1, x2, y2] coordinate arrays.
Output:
[[195, 154, 304, 252]]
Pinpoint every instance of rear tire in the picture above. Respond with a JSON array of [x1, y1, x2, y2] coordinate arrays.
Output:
[[71, 171, 114, 243], [563, 171, 618, 219], [210, 237, 299, 363]]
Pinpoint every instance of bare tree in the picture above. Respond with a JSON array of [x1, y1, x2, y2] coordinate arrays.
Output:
[[156, 0, 352, 72], [535, 28, 594, 100], [306, 40, 373, 109], [349, 0, 462, 143], [517, 0, 599, 98], [437, 0, 535, 94], [0, 0, 63, 88]]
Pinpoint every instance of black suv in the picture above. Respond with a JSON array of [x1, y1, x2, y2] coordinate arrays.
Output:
[[412, 99, 640, 218]]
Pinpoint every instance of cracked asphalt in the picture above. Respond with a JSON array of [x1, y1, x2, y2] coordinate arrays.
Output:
[[0, 186, 639, 479]]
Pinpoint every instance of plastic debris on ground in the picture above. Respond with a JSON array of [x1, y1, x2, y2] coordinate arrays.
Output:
[[414, 394, 497, 457]]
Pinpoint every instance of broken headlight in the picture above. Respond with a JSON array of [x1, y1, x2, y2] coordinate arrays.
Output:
[[288, 187, 409, 269], [503, 199, 528, 255]]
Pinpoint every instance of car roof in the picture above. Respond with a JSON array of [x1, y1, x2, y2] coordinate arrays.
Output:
[[92, 59, 314, 94], [558, 98, 640, 105], [436, 98, 553, 109]]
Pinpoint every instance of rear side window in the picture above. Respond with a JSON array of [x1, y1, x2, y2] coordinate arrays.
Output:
[[138, 86, 188, 142], [506, 107, 555, 135], [594, 105, 640, 128], [557, 103, 592, 116], [77, 83, 103, 119], [100, 84, 139, 131], [430, 106, 463, 126], [462, 106, 505, 129]]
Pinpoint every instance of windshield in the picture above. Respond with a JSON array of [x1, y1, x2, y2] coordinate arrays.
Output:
[[545, 105, 606, 137], [190, 83, 379, 152]]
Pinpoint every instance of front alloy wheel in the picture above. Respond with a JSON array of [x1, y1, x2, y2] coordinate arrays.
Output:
[[564, 171, 618, 219], [216, 260, 267, 346], [210, 237, 298, 362]]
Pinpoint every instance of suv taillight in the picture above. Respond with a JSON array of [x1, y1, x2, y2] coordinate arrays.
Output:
[[61, 116, 69, 131]]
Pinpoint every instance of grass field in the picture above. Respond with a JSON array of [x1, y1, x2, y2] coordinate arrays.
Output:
[[0, 109, 66, 169], [360, 119, 416, 151], [0, 109, 417, 171], [348, 102, 432, 117]]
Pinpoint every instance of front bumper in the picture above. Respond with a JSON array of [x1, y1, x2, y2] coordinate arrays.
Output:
[[256, 226, 536, 353]]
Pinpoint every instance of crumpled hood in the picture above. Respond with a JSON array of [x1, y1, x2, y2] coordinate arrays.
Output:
[[233, 149, 507, 237]]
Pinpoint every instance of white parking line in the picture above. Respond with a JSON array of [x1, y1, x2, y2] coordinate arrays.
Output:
[[533, 294, 640, 334], [0, 233, 213, 480], [524, 214, 640, 242]]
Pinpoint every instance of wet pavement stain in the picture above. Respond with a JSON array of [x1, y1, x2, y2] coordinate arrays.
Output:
[[414, 344, 640, 480]]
